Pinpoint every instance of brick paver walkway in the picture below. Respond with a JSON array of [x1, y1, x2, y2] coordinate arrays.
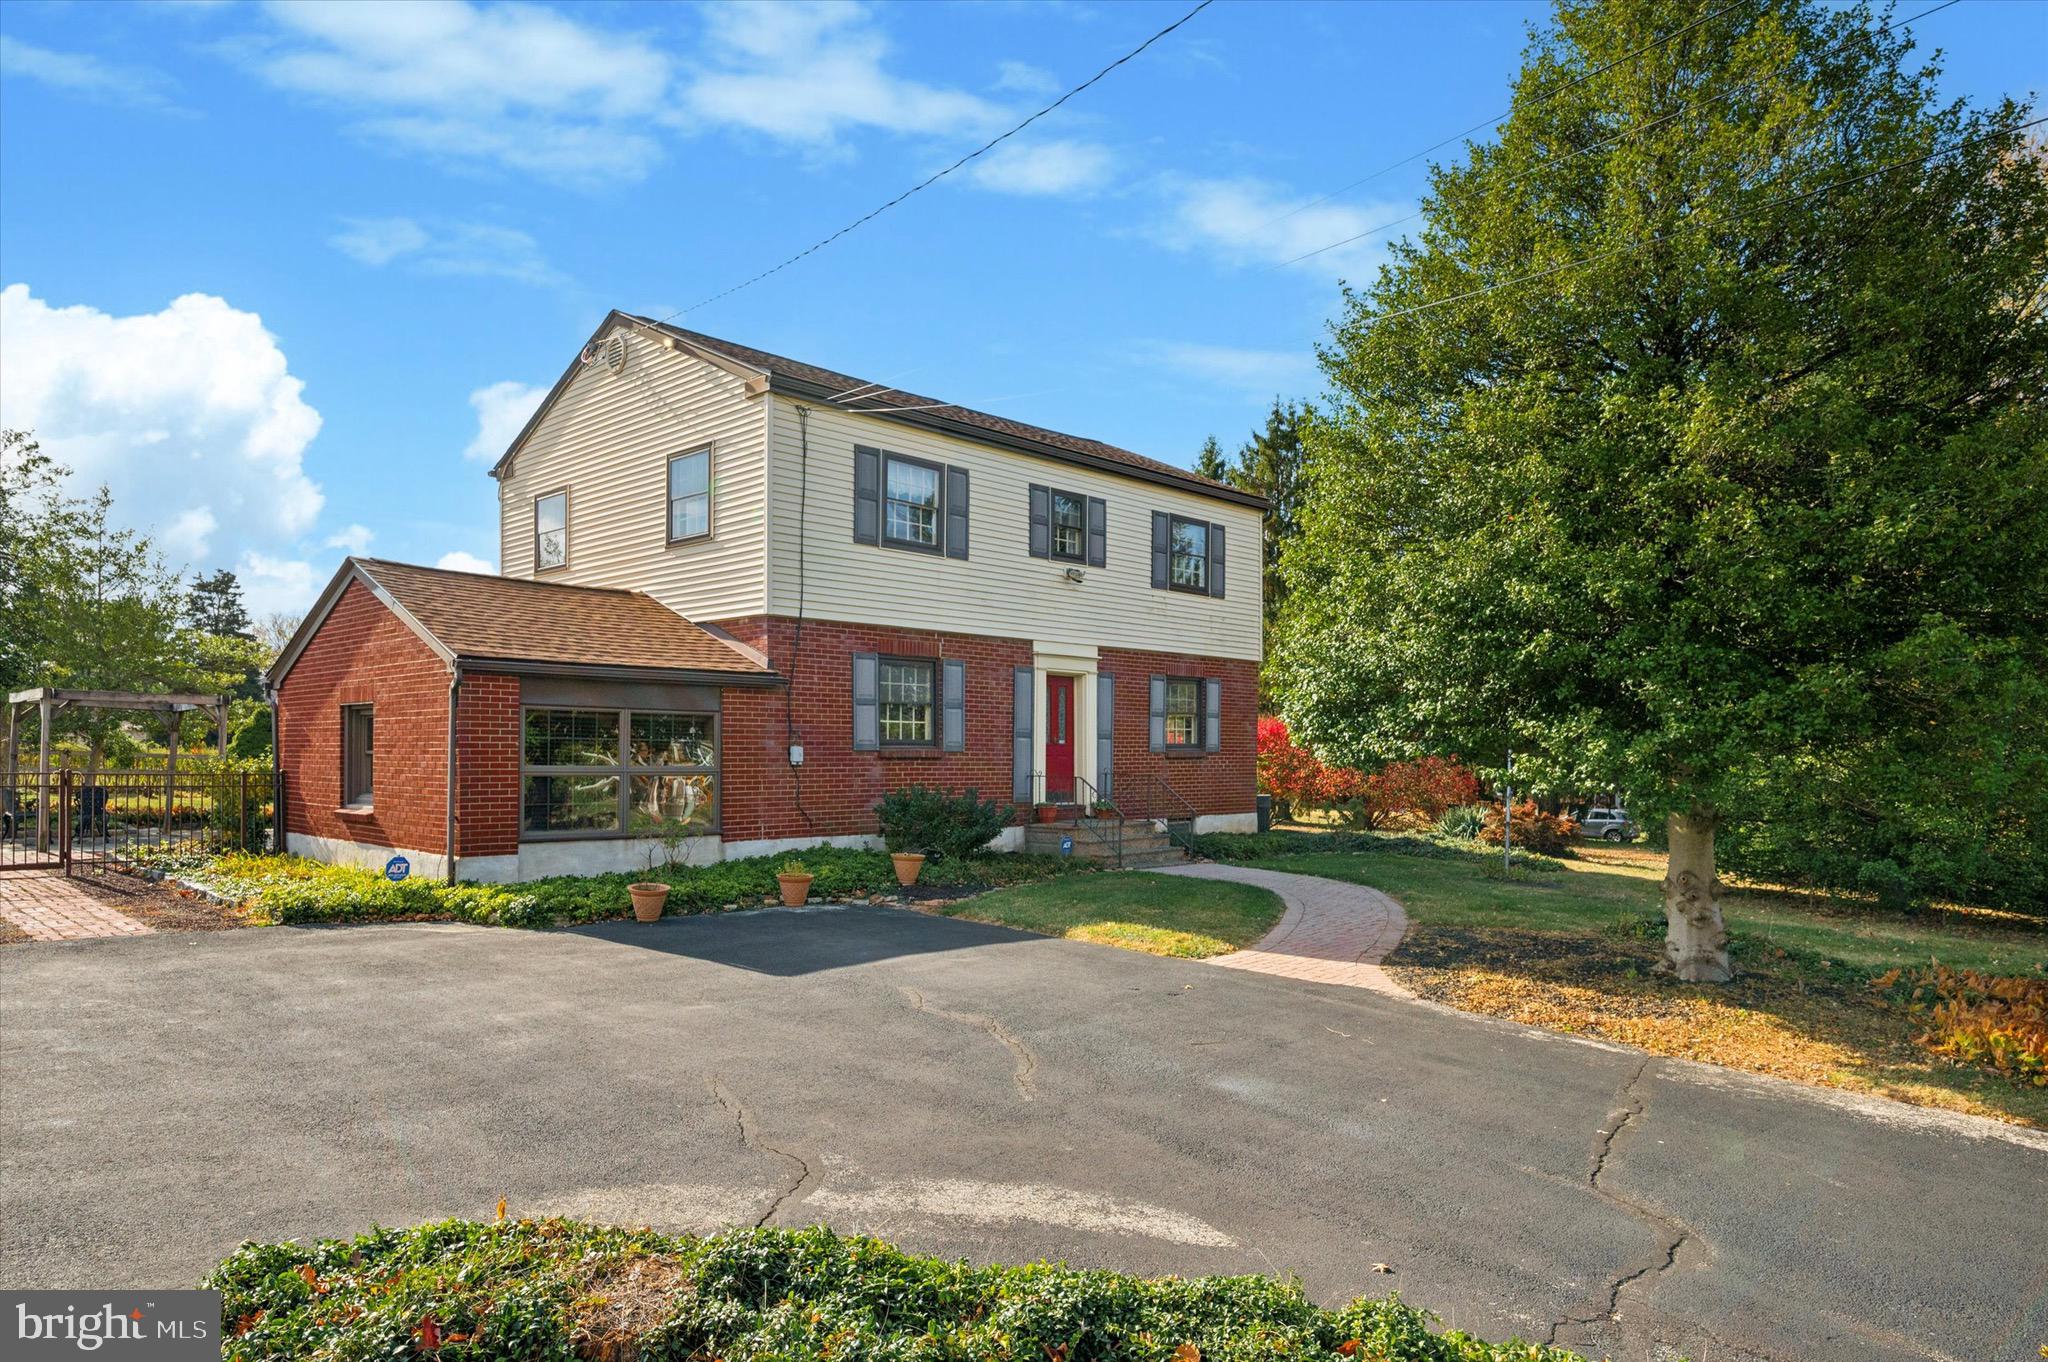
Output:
[[0, 874, 154, 941], [1157, 863, 1411, 996]]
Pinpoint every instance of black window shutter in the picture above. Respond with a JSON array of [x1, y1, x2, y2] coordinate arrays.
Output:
[[1011, 668, 1035, 803], [1204, 677, 1222, 752], [1150, 512, 1170, 589], [853, 447, 880, 545], [945, 466, 970, 560], [1028, 484, 1050, 559], [1096, 674, 1114, 799], [852, 653, 879, 750], [1086, 497, 1106, 568], [942, 659, 965, 751], [1148, 675, 1166, 752], [1208, 522, 1226, 598]]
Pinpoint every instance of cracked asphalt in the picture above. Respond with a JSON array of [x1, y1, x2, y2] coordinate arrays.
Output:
[[3, 905, 2044, 1361]]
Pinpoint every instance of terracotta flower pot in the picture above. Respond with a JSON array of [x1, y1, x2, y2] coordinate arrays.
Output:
[[1034, 804, 1062, 824], [776, 873, 814, 907], [891, 852, 926, 886], [628, 882, 669, 922]]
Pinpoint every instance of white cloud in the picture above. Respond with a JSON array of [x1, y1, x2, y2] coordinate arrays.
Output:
[[0, 284, 325, 574], [434, 550, 496, 575], [235, 552, 323, 617], [0, 35, 182, 110], [967, 139, 1114, 197], [247, 0, 673, 184], [683, 1, 1004, 146], [1141, 341, 1317, 401], [992, 60, 1058, 96], [463, 380, 548, 463], [324, 523, 374, 554], [330, 217, 559, 286], [1153, 175, 1410, 280]]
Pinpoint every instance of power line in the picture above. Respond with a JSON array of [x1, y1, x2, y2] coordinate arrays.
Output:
[[1269, 0, 1964, 273], [1331, 114, 2045, 340], [659, 0, 1215, 322], [1262, 0, 1752, 233]]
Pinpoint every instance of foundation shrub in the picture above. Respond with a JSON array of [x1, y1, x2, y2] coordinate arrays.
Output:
[[874, 784, 1013, 860]]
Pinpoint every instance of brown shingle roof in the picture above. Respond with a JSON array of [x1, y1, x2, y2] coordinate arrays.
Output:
[[354, 558, 771, 679], [631, 317, 1264, 509]]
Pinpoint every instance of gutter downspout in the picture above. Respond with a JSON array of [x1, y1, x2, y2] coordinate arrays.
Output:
[[446, 665, 461, 884]]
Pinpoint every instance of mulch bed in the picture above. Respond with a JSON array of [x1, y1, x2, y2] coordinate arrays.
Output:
[[61, 868, 253, 933]]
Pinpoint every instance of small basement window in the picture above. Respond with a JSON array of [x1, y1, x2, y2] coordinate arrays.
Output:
[[341, 704, 374, 807], [535, 490, 568, 571]]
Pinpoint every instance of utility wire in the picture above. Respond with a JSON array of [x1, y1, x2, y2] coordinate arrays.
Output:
[[1332, 114, 2045, 339], [659, 0, 1214, 321], [1269, 0, 1963, 273], [1263, 0, 1753, 231]]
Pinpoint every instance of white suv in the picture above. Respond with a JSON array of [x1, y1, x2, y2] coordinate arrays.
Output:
[[1577, 807, 1639, 842]]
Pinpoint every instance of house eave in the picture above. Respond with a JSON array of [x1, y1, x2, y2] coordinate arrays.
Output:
[[456, 656, 786, 689]]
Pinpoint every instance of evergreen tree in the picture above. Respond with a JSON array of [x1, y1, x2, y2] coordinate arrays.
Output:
[[1276, 0, 2048, 976], [187, 568, 252, 639], [1193, 435, 1230, 482]]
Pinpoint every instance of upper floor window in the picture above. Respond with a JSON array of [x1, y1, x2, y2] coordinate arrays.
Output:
[[878, 657, 937, 746], [535, 491, 567, 571], [1168, 516, 1209, 592], [1050, 491, 1086, 562], [884, 454, 942, 551], [668, 449, 710, 542]]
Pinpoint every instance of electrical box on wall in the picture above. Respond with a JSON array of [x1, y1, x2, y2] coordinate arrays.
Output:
[[789, 745, 804, 766]]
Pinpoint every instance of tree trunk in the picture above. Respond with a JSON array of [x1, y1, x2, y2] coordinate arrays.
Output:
[[1659, 810, 1732, 983]]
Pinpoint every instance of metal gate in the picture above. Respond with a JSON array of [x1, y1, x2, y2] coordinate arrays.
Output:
[[1, 766, 271, 876]]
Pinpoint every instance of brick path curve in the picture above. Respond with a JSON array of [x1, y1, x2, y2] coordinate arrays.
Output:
[[1155, 862, 1411, 996], [0, 874, 153, 942]]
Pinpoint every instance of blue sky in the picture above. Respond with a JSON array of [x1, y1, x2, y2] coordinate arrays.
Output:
[[2, 0, 2041, 616]]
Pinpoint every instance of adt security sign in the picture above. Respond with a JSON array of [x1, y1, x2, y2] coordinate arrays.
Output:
[[1059, 836, 1074, 857], [384, 854, 410, 882]]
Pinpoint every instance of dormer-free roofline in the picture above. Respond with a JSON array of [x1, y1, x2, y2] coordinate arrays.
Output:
[[488, 312, 1268, 513]]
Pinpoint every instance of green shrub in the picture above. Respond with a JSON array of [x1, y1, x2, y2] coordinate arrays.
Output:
[[1855, 858, 1919, 913], [207, 1219, 1585, 1362], [1436, 804, 1485, 840], [874, 783, 1013, 859]]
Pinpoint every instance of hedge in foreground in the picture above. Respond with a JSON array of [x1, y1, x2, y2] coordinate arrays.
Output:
[[182, 846, 1092, 930], [207, 1219, 1586, 1362]]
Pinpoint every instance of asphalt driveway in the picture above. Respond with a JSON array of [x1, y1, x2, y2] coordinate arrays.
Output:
[[2, 905, 2043, 1361]]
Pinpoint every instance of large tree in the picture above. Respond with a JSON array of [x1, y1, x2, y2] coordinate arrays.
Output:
[[1194, 401, 1310, 629], [186, 568, 252, 639], [1275, 0, 2048, 978]]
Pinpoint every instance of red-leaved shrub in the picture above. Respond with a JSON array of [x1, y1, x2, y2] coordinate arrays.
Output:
[[1480, 801, 1578, 855]]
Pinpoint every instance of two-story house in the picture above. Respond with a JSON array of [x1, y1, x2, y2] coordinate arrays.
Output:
[[268, 313, 1266, 882]]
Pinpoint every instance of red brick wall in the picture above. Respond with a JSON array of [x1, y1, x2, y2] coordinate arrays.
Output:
[[455, 673, 521, 857], [711, 617, 1256, 842], [1099, 645, 1259, 818], [277, 580, 451, 855]]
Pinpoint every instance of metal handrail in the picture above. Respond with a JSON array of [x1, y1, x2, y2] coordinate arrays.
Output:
[[1114, 771, 1199, 855]]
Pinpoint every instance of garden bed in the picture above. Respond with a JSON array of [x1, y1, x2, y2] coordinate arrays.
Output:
[[208, 1218, 1586, 1362], [129, 845, 1095, 931]]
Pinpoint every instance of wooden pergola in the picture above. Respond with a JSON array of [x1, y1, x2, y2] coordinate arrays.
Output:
[[5, 688, 230, 851]]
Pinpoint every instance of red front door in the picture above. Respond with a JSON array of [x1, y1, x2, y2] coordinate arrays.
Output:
[[1044, 675, 1076, 803]]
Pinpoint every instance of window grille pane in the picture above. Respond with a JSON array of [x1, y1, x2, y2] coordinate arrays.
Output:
[[628, 774, 716, 835], [1051, 492, 1085, 559], [1164, 679, 1200, 746], [669, 493, 708, 540], [630, 713, 713, 767], [669, 451, 708, 497], [522, 774, 620, 833], [878, 659, 935, 744], [523, 708, 620, 767], [1169, 518, 1208, 590], [884, 458, 940, 545]]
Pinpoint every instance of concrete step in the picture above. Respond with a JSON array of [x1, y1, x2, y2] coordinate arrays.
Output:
[[1117, 849, 1191, 868]]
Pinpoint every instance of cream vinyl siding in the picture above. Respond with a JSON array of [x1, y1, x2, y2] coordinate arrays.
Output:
[[764, 397, 1262, 661], [496, 332, 768, 621]]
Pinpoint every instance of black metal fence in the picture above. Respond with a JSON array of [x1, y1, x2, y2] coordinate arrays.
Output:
[[0, 765, 272, 875]]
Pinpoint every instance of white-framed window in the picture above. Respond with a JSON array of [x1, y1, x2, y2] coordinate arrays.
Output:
[[1164, 678, 1202, 747], [1050, 490, 1086, 561], [341, 704, 375, 807], [878, 657, 936, 746], [668, 449, 710, 542], [1168, 516, 1208, 592], [535, 490, 568, 571], [883, 454, 942, 551]]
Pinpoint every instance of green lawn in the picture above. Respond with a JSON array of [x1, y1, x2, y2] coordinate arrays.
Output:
[[937, 870, 1285, 958], [1250, 848, 2045, 976]]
